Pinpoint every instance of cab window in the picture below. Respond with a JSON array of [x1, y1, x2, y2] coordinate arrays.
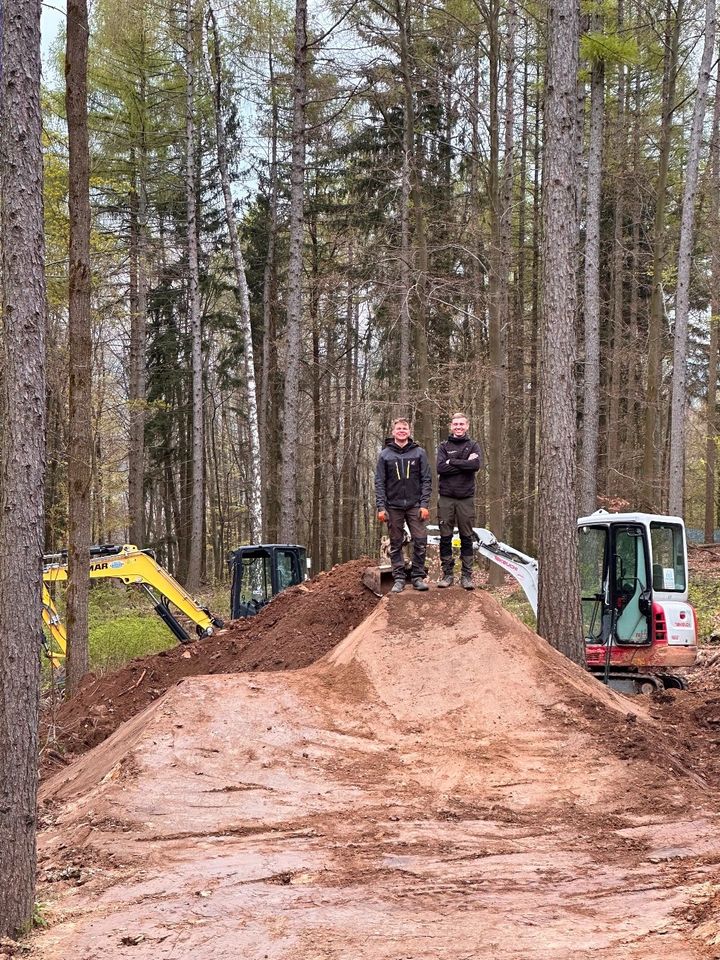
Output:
[[579, 525, 607, 641], [649, 523, 686, 592]]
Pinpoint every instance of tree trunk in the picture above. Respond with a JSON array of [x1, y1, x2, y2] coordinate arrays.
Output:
[[487, 0, 513, 573], [0, 0, 46, 936], [128, 75, 148, 550], [65, 0, 92, 693], [261, 38, 280, 542], [579, 48, 604, 515], [668, 0, 716, 516], [526, 56, 542, 553], [538, 0, 583, 663], [706, 63, 720, 543], [185, 0, 204, 588], [279, 0, 308, 543], [207, 6, 263, 541], [396, 0, 433, 458], [643, 0, 683, 508], [607, 30, 626, 487]]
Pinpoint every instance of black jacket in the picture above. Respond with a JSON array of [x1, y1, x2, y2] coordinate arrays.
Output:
[[375, 438, 432, 510], [436, 434, 483, 499]]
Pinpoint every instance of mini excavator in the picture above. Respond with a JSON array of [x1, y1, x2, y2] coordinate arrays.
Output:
[[364, 510, 697, 694], [42, 544, 224, 667]]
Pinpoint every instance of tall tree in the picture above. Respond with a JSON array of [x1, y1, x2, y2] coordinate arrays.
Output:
[[642, 0, 684, 508], [206, 5, 263, 541], [579, 17, 605, 515], [65, 0, 92, 693], [668, 0, 716, 515], [537, 0, 583, 662], [279, 0, 308, 542], [0, 0, 47, 935], [706, 62, 720, 543], [184, 0, 204, 587]]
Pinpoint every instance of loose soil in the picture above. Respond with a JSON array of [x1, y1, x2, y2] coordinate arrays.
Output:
[[41, 559, 378, 767], [32, 578, 720, 960]]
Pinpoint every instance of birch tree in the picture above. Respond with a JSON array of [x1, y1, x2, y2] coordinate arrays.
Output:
[[668, 0, 716, 515], [0, 0, 47, 935]]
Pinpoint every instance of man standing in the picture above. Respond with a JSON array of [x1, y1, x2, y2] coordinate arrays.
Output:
[[375, 418, 432, 593], [436, 413, 483, 589]]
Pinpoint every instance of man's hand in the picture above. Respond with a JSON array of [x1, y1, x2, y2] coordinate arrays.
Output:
[[468, 453, 479, 461], [377, 510, 388, 523], [419, 507, 429, 521]]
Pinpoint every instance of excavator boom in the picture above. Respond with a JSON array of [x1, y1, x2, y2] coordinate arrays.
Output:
[[42, 544, 224, 664]]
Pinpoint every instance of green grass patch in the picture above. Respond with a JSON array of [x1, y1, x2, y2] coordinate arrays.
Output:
[[43, 580, 230, 678]]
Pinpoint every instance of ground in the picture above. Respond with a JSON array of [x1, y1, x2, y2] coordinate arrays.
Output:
[[23, 552, 720, 959]]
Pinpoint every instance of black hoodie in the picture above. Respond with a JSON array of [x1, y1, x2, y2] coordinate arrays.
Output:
[[375, 438, 432, 510], [436, 434, 483, 498]]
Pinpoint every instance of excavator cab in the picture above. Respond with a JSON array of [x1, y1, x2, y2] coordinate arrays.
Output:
[[229, 544, 307, 618], [579, 512, 696, 691]]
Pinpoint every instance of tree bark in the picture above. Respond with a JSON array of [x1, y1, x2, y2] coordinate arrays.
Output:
[[65, 0, 92, 693], [579, 46, 604, 515], [128, 50, 148, 550], [538, 0, 584, 663], [487, 0, 513, 573], [261, 26, 280, 542], [706, 63, 720, 543], [643, 0, 683, 508], [0, 0, 47, 936], [184, 0, 204, 588], [668, 0, 716, 516], [279, 0, 308, 543], [207, 5, 263, 542]]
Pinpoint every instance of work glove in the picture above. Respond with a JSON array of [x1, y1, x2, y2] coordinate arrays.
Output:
[[377, 510, 388, 523], [419, 507, 429, 521]]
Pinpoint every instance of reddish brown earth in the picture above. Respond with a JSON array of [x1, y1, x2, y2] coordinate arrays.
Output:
[[31, 582, 720, 960], [41, 559, 379, 768]]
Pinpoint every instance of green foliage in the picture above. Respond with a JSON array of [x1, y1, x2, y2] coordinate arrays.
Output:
[[689, 576, 720, 644], [497, 589, 537, 630], [581, 30, 640, 65], [43, 581, 230, 679], [32, 902, 52, 931]]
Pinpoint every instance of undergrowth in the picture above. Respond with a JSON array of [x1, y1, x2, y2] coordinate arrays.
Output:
[[42, 581, 230, 679]]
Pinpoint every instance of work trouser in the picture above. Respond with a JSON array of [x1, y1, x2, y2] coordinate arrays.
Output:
[[438, 495, 475, 576], [387, 506, 428, 580]]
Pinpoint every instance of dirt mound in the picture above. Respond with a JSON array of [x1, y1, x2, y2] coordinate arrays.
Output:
[[35, 589, 720, 959], [42, 558, 378, 765]]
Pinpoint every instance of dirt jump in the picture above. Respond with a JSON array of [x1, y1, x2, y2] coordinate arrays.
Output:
[[32, 567, 720, 960]]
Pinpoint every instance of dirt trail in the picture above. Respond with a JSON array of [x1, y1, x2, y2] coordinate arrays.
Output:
[[33, 589, 720, 959]]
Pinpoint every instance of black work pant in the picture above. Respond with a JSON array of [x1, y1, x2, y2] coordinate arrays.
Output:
[[387, 506, 428, 580], [438, 495, 475, 574]]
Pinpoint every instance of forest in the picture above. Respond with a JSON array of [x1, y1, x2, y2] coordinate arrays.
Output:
[[2, 0, 719, 940], [31, 0, 719, 587]]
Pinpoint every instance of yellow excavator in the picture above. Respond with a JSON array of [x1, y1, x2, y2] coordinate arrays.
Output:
[[42, 544, 224, 667]]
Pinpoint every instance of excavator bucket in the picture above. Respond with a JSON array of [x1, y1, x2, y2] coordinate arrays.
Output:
[[362, 565, 397, 597]]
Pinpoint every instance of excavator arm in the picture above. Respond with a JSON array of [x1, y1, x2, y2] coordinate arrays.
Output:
[[42, 545, 224, 662]]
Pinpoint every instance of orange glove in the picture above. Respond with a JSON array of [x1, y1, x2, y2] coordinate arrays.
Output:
[[419, 507, 429, 521], [377, 510, 388, 523]]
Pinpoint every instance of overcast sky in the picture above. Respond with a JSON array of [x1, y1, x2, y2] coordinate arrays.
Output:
[[41, 1, 66, 64]]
